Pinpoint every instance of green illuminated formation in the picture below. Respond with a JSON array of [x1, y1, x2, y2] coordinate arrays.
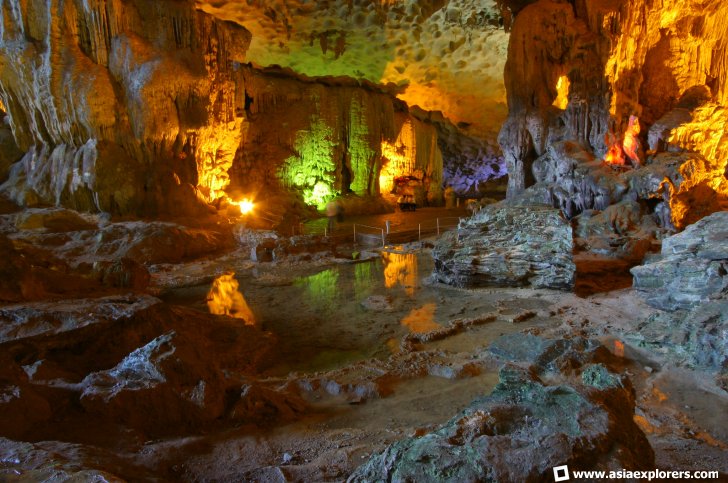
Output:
[[347, 95, 378, 195], [279, 115, 337, 208]]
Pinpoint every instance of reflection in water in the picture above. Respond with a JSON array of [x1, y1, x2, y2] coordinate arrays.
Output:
[[295, 268, 340, 311], [382, 252, 418, 296], [354, 262, 374, 301], [207, 272, 256, 325], [400, 303, 440, 333]]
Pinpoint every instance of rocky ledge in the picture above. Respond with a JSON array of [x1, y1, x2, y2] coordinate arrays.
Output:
[[432, 204, 575, 290]]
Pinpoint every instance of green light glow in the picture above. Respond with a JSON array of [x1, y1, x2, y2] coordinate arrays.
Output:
[[348, 96, 377, 195], [279, 116, 337, 208]]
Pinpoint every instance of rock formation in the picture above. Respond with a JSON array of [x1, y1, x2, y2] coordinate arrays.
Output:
[[631, 211, 728, 311], [350, 335, 654, 481], [0, 294, 285, 440], [0, 0, 251, 215], [628, 211, 728, 388], [432, 204, 575, 289], [0, 0, 506, 217], [196, 0, 510, 141], [498, 0, 728, 229]]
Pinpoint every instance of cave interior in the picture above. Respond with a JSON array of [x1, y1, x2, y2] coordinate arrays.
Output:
[[0, 0, 726, 481]]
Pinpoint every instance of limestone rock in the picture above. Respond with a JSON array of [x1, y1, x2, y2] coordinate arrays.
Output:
[[14, 208, 98, 232], [432, 204, 575, 289], [0, 114, 22, 182], [631, 211, 728, 311], [625, 152, 728, 229], [499, 0, 728, 231], [531, 141, 627, 218], [0, 438, 132, 482], [572, 201, 659, 261], [198, 0, 510, 140], [94, 221, 231, 264], [92, 257, 151, 291], [233, 67, 444, 209], [0, 356, 52, 440], [0, 294, 277, 438], [349, 335, 653, 482], [79, 330, 229, 434], [630, 299, 728, 377], [0, 0, 251, 216]]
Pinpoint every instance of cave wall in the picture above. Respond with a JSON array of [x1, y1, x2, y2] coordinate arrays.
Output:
[[0, 0, 253, 215], [500, 0, 728, 220], [0, 0, 467, 216], [229, 66, 444, 208]]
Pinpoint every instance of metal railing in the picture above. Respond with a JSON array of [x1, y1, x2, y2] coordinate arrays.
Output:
[[417, 217, 461, 241], [294, 216, 461, 247], [353, 224, 386, 247]]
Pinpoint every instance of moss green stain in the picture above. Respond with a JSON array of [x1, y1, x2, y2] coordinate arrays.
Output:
[[348, 96, 377, 195], [279, 116, 337, 208]]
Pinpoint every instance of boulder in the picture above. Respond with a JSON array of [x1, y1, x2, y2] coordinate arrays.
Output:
[[432, 204, 575, 289], [572, 200, 659, 261], [631, 211, 728, 310], [349, 335, 653, 482], [79, 330, 229, 434]]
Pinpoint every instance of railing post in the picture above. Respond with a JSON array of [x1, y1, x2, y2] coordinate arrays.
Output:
[[437, 218, 440, 236], [381, 228, 385, 247], [418, 223, 421, 241], [353, 224, 357, 243]]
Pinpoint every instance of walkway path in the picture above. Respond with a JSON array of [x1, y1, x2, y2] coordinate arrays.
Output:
[[302, 206, 470, 244]]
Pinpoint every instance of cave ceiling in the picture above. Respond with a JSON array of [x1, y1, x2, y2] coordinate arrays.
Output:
[[194, 0, 510, 140]]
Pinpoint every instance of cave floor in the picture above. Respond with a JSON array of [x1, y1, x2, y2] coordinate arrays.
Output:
[[1, 222, 726, 481], [145, 249, 728, 481]]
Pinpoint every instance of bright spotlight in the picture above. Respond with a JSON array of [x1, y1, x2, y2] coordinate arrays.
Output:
[[237, 199, 254, 215]]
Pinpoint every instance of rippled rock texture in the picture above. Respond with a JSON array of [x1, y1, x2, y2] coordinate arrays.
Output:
[[631, 211, 728, 311], [432, 204, 575, 289], [350, 334, 653, 482]]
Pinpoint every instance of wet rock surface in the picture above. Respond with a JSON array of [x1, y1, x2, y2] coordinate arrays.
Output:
[[432, 204, 575, 289], [350, 335, 653, 482]]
